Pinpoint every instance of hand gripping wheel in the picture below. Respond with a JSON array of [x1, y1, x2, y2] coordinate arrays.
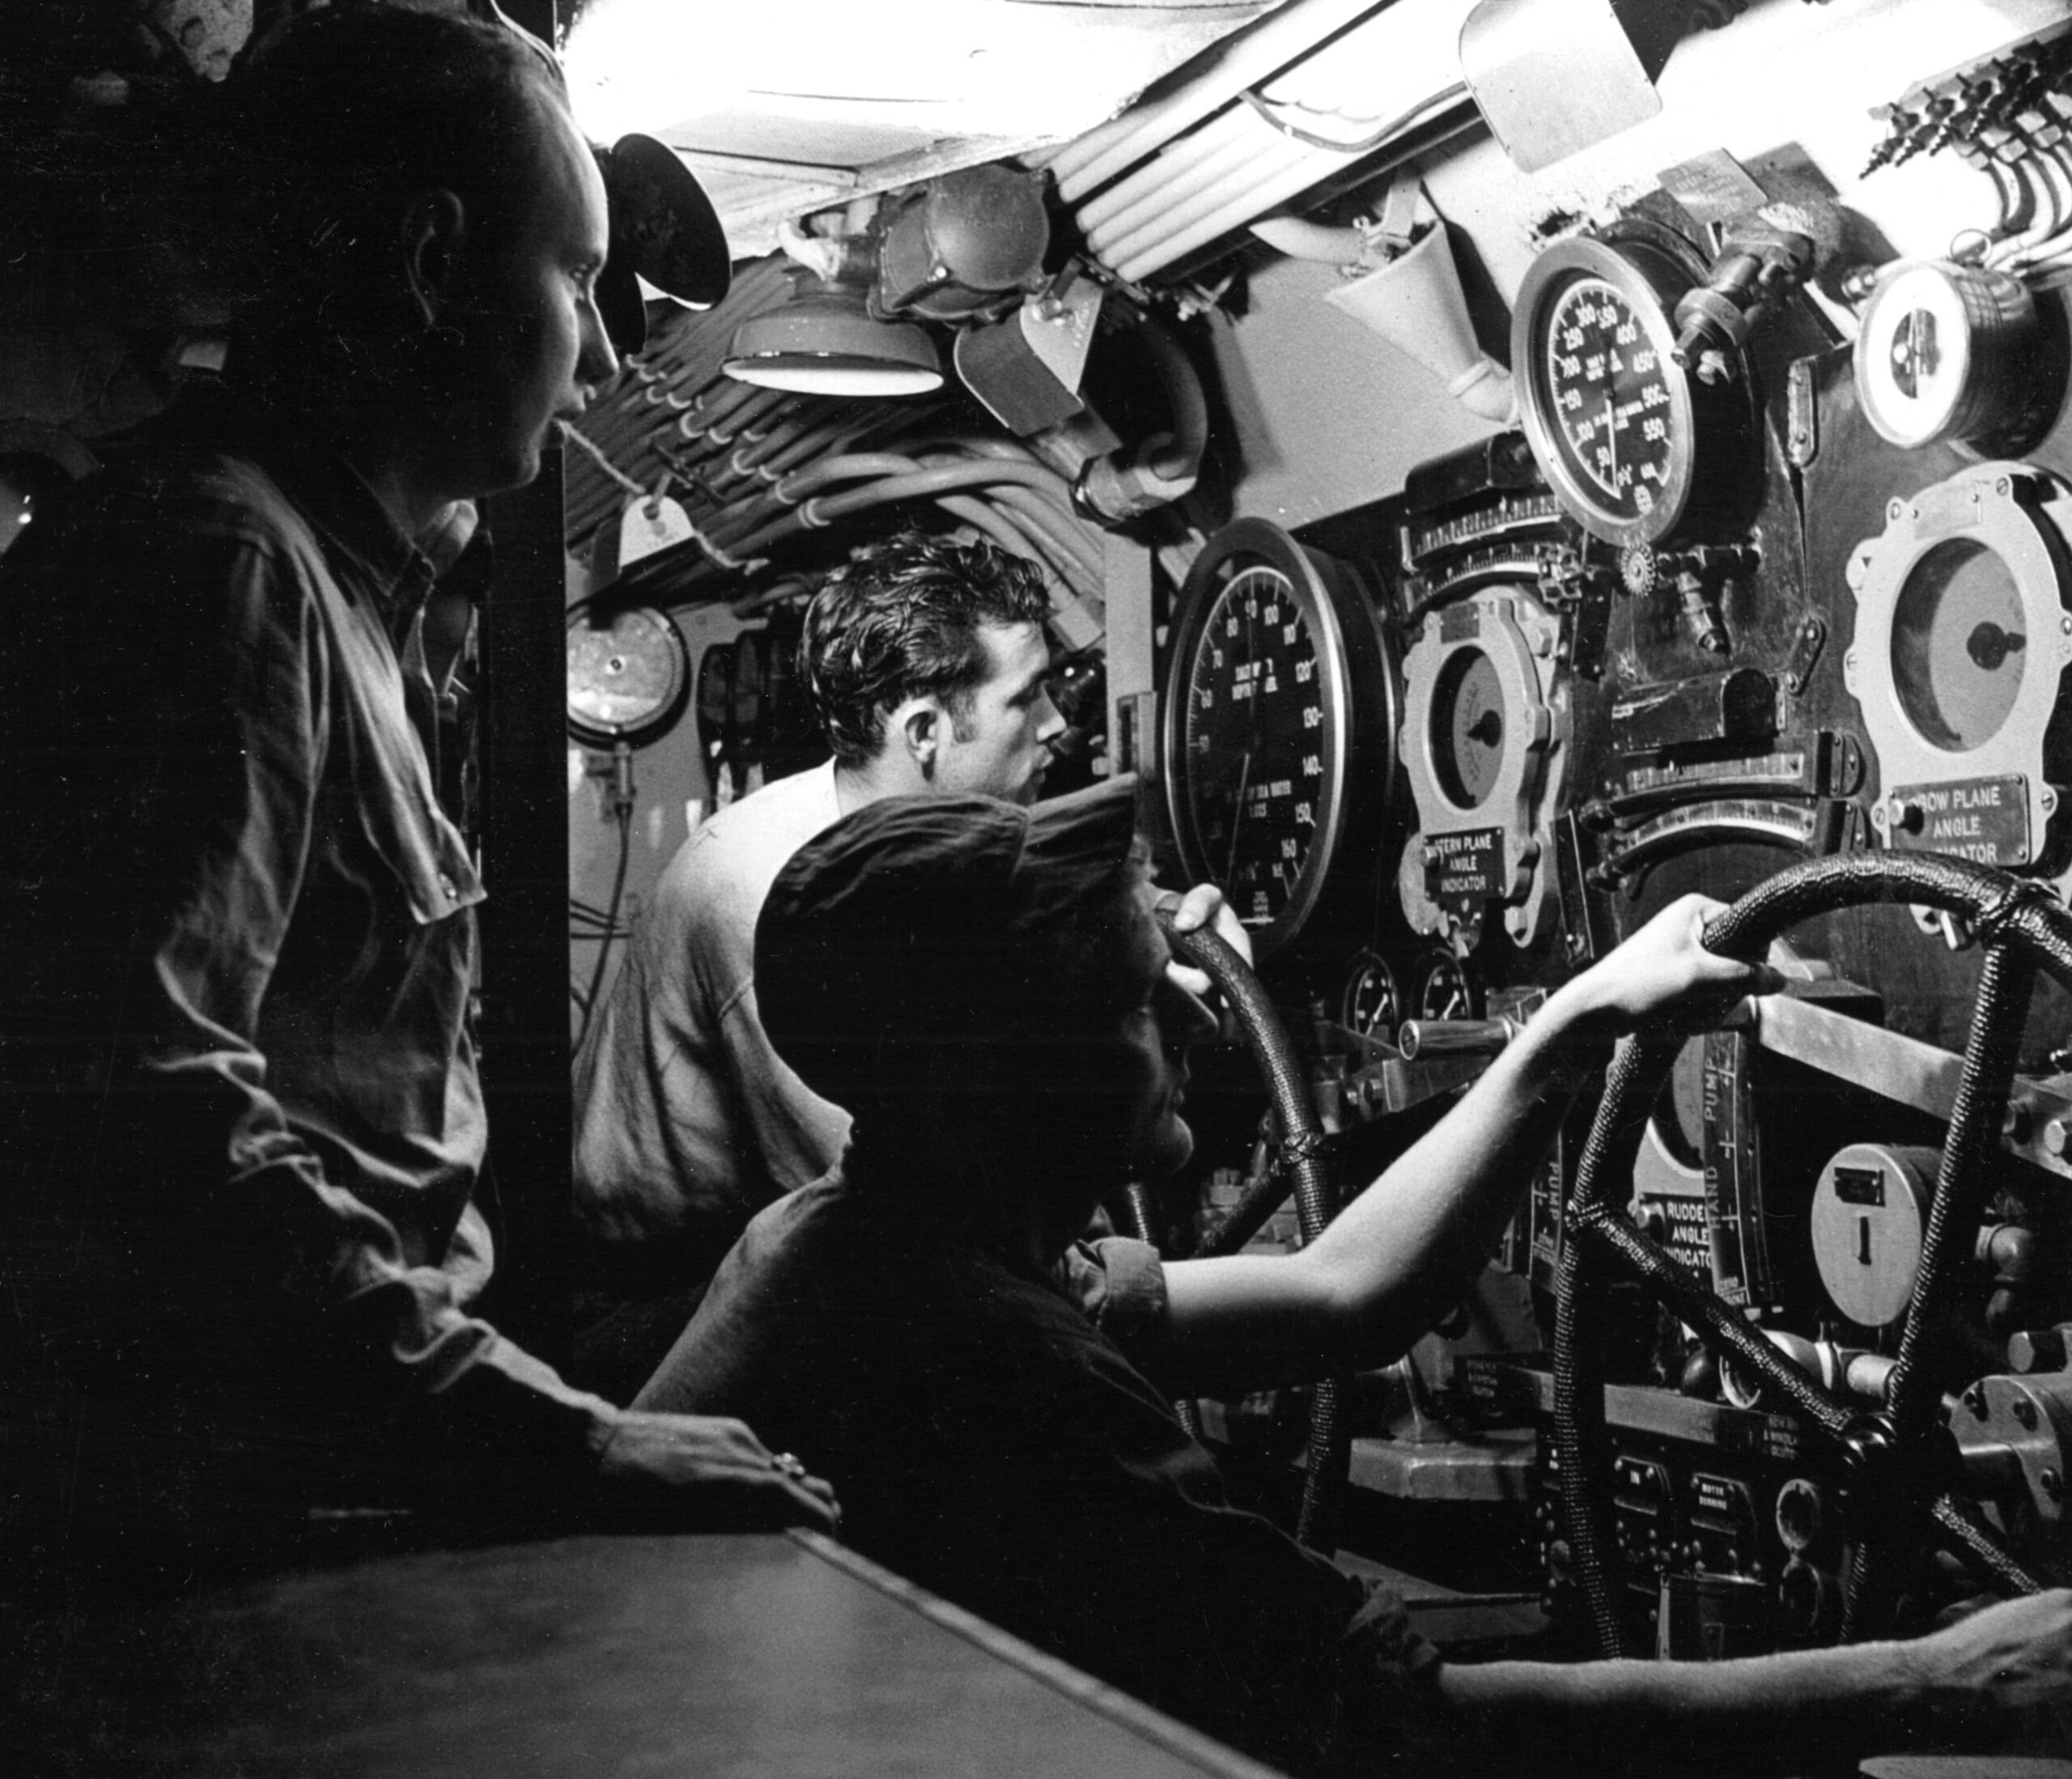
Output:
[[1555, 851, 2060, 1655]]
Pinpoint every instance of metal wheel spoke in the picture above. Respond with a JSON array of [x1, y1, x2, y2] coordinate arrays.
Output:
[[1554, 853, 2072, 1656], [1575, 1205, 1853, 1439]]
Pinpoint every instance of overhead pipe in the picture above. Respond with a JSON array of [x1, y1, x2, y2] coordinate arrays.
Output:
[[1095, 61, 1446, 270], [1248, 214, 1371, 265], [979, 483, 1106, 584], [736, 410, 902, 487], [1063, 0, 1480, 284], [1051, 0, 1396, 199], [936, 491, 1051, 572], [1077, 105, 1263, 235], [726, 459, 1094, 561], [1082, 112, 1306, 255], [941, 495, 1100, 603], [1111, 95, 1472, 282], [1089, 134, 1311, 264]]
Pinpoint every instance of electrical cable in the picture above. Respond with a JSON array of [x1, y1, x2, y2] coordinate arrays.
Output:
[[1239, 78, 1468, 155], [573, 749, 635, 1054], [1051, 0, 1389, 199], [1112, 101, 1475, 282]]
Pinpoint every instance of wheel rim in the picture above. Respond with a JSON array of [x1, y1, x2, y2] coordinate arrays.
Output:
[[1555, 851, 2064, 1656], [1155, 909, 1350, 1552]]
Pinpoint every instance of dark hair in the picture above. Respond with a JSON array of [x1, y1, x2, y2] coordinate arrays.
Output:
[[220, 2, 568, 383], [799, 529, 1051, 767]]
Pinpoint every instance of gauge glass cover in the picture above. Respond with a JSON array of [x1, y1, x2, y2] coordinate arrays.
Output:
[[1341, 952, 1400, 1038], [1542, 277, 1676, 529], [567, 605, 689, 744], [1178, 563, 1328, 929], [1890, 539, 2027, 752], [1430, 647, 1508, 809]]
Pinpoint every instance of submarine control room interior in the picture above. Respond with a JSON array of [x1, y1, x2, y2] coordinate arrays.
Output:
[[7, 1, 2072, 1774]]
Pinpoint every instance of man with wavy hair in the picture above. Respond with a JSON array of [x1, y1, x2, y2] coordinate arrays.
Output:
[[571, 529, 1069, 1399]]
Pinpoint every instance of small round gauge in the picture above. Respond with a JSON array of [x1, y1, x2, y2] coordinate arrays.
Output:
[[1853, 259, 2065, 456], [1514, 235, 1752, 548], [1431, 647, 1507, 809], [1411, 949, 1483, 1022], [567, 602, 690, 747], [1340, 951, 1401, 1040], [1162, 520, 1399, 959]]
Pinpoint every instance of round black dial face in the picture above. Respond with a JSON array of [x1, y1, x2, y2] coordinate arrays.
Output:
[[1341, 951, 1400, 1040], [1431, 647, 1507, 809], [1412, 950, 1481, 1021], [1178, 563, 1327, 928], [1543, 277, 1676, 529]]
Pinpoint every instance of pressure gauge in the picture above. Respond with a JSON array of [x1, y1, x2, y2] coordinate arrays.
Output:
[[567, 602, 690, 748], [1513, 236, 1751, 547], [1340, 950, 1402, 1040], [1410, 948, 1483, 1021], [1853, 260, 2065, 456], [1162, 519, 1399, 960]]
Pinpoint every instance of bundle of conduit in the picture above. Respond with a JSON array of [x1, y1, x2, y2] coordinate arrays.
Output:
[[563, 255, 1112, 644], [1028, 0, 1480, 286]]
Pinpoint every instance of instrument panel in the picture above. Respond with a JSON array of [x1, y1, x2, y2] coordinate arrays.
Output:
[[1157, 185, 2072, 1654]]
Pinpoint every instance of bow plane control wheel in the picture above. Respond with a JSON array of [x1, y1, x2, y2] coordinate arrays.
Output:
[[1554, 851, 2064, 1654]]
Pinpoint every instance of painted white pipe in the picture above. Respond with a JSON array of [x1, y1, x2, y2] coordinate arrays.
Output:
[[1077, 100, 1261, 231], [1113, 125, 1417, 282], [1249, 215, 1369, 265], [1101, 138, 1316, 272], [1089, 113, 1306, 258], [1081, 121, 1264, 244], [1055, 0, 1396, 199]]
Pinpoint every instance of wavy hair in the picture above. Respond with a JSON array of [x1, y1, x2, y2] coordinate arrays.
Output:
[[799, 530, 1050, 767]]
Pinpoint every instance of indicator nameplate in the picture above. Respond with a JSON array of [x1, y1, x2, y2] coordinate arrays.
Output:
[[1887, 774, 2030, 864], [1833, 1165, 1886, 1208], [1424, 826, 1506, 917]]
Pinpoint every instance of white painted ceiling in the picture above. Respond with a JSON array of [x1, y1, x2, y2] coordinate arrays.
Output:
[[561, 0, 1289, 257]]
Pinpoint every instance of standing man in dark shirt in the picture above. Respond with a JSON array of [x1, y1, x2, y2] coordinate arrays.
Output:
[[642, 780, 2072, 1776], [0, 2, 832, 1586]]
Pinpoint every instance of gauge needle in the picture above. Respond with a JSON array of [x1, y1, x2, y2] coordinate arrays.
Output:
[[1225, 749, 1253, 888], [1603, 395, 1618, 485]]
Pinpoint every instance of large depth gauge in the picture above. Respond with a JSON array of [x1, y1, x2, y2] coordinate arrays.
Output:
[[1162, 519, 1398, 958]]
